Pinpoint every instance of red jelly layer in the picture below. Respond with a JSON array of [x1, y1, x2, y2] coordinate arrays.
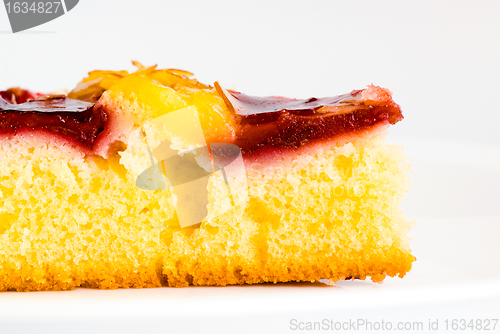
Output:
[[215, 84, 403, 156], [235, 106, 391, 156], [0, 92, 107, 150], [0, 85, 402, 157], [0, 88, 43, 104]]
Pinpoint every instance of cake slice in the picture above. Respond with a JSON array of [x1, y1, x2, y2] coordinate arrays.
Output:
[[0, 63, 414, 291]]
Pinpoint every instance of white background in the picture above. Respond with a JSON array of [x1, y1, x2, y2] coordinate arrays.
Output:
[[0, 1, 499, 333]]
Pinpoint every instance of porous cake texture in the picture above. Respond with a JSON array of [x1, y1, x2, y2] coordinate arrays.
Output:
[[0, 65, 415, 291]]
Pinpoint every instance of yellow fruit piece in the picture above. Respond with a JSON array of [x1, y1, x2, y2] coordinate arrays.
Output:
[[102, 73, 236, 144], [185, 89, 236, 143], [106, 74, 188, 124], [148, 69, 209, 94], [71, 62, 237, 144], [67, 70, 128, 102]]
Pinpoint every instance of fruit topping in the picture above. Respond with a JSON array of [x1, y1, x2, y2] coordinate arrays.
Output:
[[0, 95, 106, 149], [0, 87, 43, 104], [214, 82, 403, 156]]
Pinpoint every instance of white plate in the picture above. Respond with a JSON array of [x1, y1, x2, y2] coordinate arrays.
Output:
[[0, 137, 499, 334]]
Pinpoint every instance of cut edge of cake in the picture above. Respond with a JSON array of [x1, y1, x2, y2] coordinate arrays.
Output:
[[0, 64, 415, 291]]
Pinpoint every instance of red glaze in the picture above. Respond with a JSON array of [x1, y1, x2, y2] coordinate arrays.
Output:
[[0, 88, 43, 104], [235, 105, 392, 156], [0, 85, 403, 158], [0, 93, 107, 150], [215, 83, 403, 156]]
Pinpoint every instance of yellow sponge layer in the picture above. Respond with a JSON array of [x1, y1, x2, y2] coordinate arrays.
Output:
[[0, 128, 414, 290], [161, 133, 414, 287]]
